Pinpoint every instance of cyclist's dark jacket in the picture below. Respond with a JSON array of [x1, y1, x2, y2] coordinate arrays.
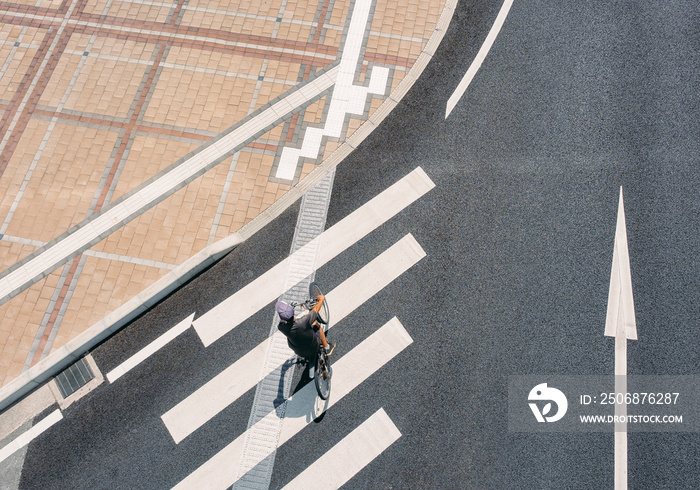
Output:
[[278, 310, 320, 360]]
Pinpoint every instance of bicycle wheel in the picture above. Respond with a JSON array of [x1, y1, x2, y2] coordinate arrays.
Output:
[[309, 282, 329, 326], [314, 351, 331, 400]]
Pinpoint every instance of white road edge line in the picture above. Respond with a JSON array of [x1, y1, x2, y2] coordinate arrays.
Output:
[[106, 313, 195, 383], [445, 0, 514, 118], [280, 408, 401, 490], [193, 166, 434, 347], [162, 234, 426, 444], [0, 409, 63, 464], [172, 316, 413, 490]]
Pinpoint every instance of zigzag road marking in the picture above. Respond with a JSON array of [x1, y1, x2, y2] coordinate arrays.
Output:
[[280, 408, 401, 490], [172, 317, 412, 490], [162, 234, 425, 444], [193, 166, 434, 347]]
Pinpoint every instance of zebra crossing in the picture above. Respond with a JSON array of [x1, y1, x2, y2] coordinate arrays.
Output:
[[158, 167, 434, 488], [0, 167, 434, 486], [89, 167, 436, 488], [279, 408, 401, 490]]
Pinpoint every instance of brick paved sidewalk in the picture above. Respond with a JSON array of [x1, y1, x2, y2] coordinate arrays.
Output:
[[0, 0, 452, 392]]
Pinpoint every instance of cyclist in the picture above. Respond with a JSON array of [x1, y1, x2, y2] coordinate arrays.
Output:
[[276, 295, 335, 361]]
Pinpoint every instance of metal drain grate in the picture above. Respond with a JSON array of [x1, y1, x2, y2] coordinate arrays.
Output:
[[55, 357, 95, 399]]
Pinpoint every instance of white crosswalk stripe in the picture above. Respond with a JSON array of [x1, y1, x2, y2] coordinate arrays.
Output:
[[161, 234, 425, 444], [172, 317, 412, 490], [280, 408, 401, 490], [0, 410, 63, 464], [106, 313, 195, 383]]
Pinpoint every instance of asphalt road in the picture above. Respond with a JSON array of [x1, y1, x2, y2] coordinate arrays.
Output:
[[18, 0, 700, 488]]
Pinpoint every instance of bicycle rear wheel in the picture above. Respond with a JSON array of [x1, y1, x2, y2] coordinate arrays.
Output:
[[309, 282, 329, 326], [314, 351, 331, 400]]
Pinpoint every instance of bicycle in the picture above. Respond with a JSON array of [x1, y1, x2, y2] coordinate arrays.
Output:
[[290, 282, 331, 400]]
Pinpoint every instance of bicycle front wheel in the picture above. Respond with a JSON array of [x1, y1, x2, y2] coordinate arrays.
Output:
[[309, 282, 329, 327], [314, 352, 331, 400]]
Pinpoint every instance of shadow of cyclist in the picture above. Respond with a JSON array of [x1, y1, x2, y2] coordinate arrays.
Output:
[[273, 357, 329, 423]]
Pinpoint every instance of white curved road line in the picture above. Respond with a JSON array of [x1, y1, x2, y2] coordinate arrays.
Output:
[[445, 0, 514, 119]]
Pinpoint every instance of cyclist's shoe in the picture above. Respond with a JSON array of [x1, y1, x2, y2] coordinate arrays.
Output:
[[324, 342, 336, 356]]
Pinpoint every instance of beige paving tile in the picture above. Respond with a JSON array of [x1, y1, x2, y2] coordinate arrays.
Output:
[[110, 134, 200, 201], [0, 269, 63, 381], [62, 41, 154, 119], [5, 124, 120, 243], [320, 28, 342, 48], [0, 241, 39, 274], [39, 0, 63, 8], [82, 0, 112, 15], [107, 0, 174, 23], [275, 20, 313, 43], [0, 121, 49, 202], [327, 0, 351, 27], [144, 62, 263, 132]]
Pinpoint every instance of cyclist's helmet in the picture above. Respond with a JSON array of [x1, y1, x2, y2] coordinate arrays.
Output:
[[275, 301, 294, 321]]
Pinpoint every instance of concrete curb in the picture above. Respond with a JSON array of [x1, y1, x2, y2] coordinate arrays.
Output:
[[0, 0, 456, 414]]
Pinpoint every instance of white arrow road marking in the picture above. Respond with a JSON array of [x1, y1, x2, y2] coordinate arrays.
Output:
[[445, 0, 514, 119], [605, 187, 637, 340], [162, 234, 425, 444], [0, 409, 63, 464], [192, 166, 434, 347], [604, 187, 637, 490], [280, 408, 401, 490], [106, 313, 195, 383], [172, 317, 413, 490]]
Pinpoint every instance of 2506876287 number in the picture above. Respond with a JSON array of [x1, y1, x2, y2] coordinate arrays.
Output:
[[599, 393, 680, 405]]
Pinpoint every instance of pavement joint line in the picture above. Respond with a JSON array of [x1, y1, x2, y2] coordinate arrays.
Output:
[[0, 28, 28, 79], [0, 0, 81, 155], [0, 0, 456, 413], [23, 260, 75, 371], [208, 53, 272, 244], [0, 11, 339, 62], [17, 16, 140, 367]]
